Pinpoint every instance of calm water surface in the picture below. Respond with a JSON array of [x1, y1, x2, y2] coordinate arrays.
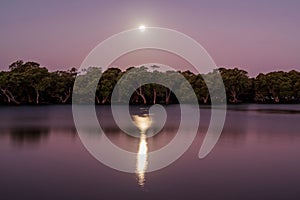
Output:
[[0, 104, 300, 200]]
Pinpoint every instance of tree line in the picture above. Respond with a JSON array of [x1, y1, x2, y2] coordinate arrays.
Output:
[[0, 60, 299, 105]]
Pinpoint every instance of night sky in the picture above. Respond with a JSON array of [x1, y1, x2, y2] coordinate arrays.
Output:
[[1, 0, 300, 76]]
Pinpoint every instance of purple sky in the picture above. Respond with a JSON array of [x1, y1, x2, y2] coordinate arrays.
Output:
[[1, 0, 300, 76]]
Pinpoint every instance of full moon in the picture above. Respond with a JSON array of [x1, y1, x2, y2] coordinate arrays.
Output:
[[138, 25, 146, 32]]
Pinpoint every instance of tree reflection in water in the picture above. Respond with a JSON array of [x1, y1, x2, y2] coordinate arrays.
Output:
[[9, 127, 49, 147]]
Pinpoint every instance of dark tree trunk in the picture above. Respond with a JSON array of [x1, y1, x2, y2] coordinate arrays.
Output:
[[102, 96, 108, 104], [269, 88, 279, 103], [230, 89, 238, 103], [0, 88, 20, 104], [35, 89, 39, 105], [202, 94, 209, 104], [153, 88, 157, 104], [165, 89, 171, 105], [62, 89, 71, 103], [95, 95, 100, 104], [136, 87, 147, 104]]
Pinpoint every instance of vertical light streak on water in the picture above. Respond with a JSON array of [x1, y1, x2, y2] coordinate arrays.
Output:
[[133, 115, 151, 187]]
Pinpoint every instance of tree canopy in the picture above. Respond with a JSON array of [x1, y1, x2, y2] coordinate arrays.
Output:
[[0, 60, 299, 105]]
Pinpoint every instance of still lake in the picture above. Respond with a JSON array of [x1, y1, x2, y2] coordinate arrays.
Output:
[[0, 104, 300, 200]]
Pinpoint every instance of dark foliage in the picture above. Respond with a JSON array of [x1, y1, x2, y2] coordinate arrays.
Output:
[[0, 60, 299, 105]]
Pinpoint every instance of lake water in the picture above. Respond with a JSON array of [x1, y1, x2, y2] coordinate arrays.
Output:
[[1, 104, 300, 200]]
